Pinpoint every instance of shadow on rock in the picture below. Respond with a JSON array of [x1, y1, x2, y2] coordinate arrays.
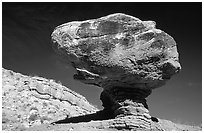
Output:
[[52, 109, 114, 124]]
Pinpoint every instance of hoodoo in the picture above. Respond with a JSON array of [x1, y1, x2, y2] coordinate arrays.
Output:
[[51, 13, 181, 130]]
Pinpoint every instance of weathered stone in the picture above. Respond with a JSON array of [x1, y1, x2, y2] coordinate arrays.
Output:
[[52, 13, 181, 90], [27, 115, 201, 131], [51, 13, 182, 130], [2, 68, 98, 131]]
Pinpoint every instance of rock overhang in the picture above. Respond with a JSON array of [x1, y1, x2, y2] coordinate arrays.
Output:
[[51, 13, 181, 90]]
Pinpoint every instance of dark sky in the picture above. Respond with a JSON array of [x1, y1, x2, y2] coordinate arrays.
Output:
[[2, 2, 202, 125]]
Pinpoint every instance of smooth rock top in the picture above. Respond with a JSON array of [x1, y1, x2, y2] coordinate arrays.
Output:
[[52, 13, 181, 90]]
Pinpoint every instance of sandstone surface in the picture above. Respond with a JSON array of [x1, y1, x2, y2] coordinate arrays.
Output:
[[27, 116, 201, 131], [28, 116, 202, 131], [2, 68, 98, 131]]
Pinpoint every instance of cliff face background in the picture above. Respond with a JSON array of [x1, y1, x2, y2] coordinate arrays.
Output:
[[2, 2, 202, 125]]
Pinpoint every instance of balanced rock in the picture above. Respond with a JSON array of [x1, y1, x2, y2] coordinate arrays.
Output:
[[51, 13, 181, 127]]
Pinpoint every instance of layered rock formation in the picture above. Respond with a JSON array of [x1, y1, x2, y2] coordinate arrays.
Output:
[[2, 68, 201, 131], [27, 116, 201, 131], [51, 12, 181, 128], [2, 68, 98, 131]]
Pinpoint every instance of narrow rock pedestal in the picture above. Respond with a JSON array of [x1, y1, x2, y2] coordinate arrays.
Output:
[[100, 87, 151, 119], [99, 87, 160, 131]]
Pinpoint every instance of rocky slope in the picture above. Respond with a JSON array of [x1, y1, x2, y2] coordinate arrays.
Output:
[[2, 68, 201, 131], [2, 68, 98, 131]]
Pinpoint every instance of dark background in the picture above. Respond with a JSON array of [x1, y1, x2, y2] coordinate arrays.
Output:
[[2, 2, 202, 125]]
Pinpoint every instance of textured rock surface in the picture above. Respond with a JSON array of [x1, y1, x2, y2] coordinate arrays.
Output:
[[2, 68, 201, 131], [51, 13, 181, 121], [2, 68, 98, 131], [27, 116, 201, 131], [52, 13, 181, 90]]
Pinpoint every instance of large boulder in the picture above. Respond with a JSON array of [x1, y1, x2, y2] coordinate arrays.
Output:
[[51, 13, 181, 90]]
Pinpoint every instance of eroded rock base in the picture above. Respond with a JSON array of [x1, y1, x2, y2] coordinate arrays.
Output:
[[100, 87, 151, 118], [27, 115, 163, 131], [26, 113, 201, 131], [97, 87, 157, 130]]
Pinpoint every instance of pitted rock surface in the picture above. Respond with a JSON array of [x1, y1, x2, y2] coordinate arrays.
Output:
[[2, 68, 98, 131], [52, 13, 181, 90]]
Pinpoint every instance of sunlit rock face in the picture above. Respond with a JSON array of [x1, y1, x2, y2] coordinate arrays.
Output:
[[52, 13, 180, 90], [52, 13, 181, 120], [2, 68, 98, 131]]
